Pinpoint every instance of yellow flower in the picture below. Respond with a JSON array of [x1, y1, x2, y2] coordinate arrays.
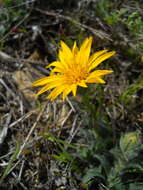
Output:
[[33, 37, 115, 100]]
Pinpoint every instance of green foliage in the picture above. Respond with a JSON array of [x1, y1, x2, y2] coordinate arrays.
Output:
[[119, 131, 140, 161], [125, 11, 143, 37], [95, 0, 126, 25], [96, 0, 143, 53], [3, 0, 13, 6], [105, 8, 127, 25], [42, 129, 143, 189], [120, 73, 143, 105], [82, 166, 104, 184], [107, 131, 143, 189], [81, 131, 143, 189], [39, 133, 77, 163], [3, 0, 24, 6], [124, 11, 143, 50], [95, 0, 112, 19]]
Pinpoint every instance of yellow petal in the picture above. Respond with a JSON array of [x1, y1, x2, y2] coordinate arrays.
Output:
[[47, 61, 68, 73], [88, 50, 108, 65], [89, 51, 115, 71], [46, 61, 61, 68], [78, 80, 87, 87], [88, 70, 113, 78], [60, 41, 73, 59], [47, 85, 65, 100], [62, 87, 72, 100], [58, 50, 71, 69], [86, 77, 106, 83], [32, 77, 52, 86], [80, 37, 92, 52], [76, 37, 92, 66], [32, 75, 64, 86], [72, 41, 78, 56], [52, 67, 64, 73], [36, 79, 65, 96], [36, 84, 55, 96], [71, 84, 77, 96]]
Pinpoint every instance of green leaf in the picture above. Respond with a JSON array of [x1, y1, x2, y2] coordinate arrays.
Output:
[[107, 166, 122, 188], [53, 147, 73, 163], [39, 133, 77, 149], [120, 73, 143, 104], [119, 131, 141, 161], [82, 167, 104, 184]]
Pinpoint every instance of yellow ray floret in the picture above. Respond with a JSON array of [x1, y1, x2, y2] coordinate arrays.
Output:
[[32, 37, 115, 100]]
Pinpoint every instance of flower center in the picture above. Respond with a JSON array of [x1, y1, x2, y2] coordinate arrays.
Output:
[[64, 66, 88, 85]]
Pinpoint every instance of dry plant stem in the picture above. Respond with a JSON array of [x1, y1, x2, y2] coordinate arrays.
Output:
[[53, 102, 57, 122], [68, 114, 79, 143], [0, 50, 50, 76], [17, 104, 46, 159], [57, 98, 76, 137], [66, 97, 76, 113], [0, 160, 8, 167], [0, 79, 15, 98], [70, 114, 78, 134], [0, 50, 47, 65], [8, 159, 21, 176], [18, 160, 25, 181], [0, 114, 11, 144], [61, 109, 73, 127], [58, 109, 73, 137], [12, 172, 28, 190], [0, 152, 13, 160], [36, 8, 111, 41], [9, 109, 37, 128]]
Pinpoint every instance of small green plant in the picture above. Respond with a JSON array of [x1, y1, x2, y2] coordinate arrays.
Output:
[[43, 130, 143, 190], [39, 133, 77, 163], [79, 131, 143, 189], [105, 8, 127, 25], [120, 73, 143, 105], [125, 11, 143, 37]]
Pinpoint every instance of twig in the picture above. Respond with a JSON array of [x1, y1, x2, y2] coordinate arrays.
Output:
[[61, 109, 73, 128], [18, 160, 25, 181], [58, 108, 73, 137], [16, 104, 46, 159], [66, 98, 76, 113], [35, 8, 111, 41], [9, 109, 37, 128], [0, 50, 47, 66], [0, 79, 15, 98], [12, 171, 28, 190], [67, 114, 79, 144], [0, 114, 11, 144], [69, 114, 78, 137]]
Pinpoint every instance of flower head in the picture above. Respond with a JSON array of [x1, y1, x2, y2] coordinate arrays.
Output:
[[33, 37, 115, 100]]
